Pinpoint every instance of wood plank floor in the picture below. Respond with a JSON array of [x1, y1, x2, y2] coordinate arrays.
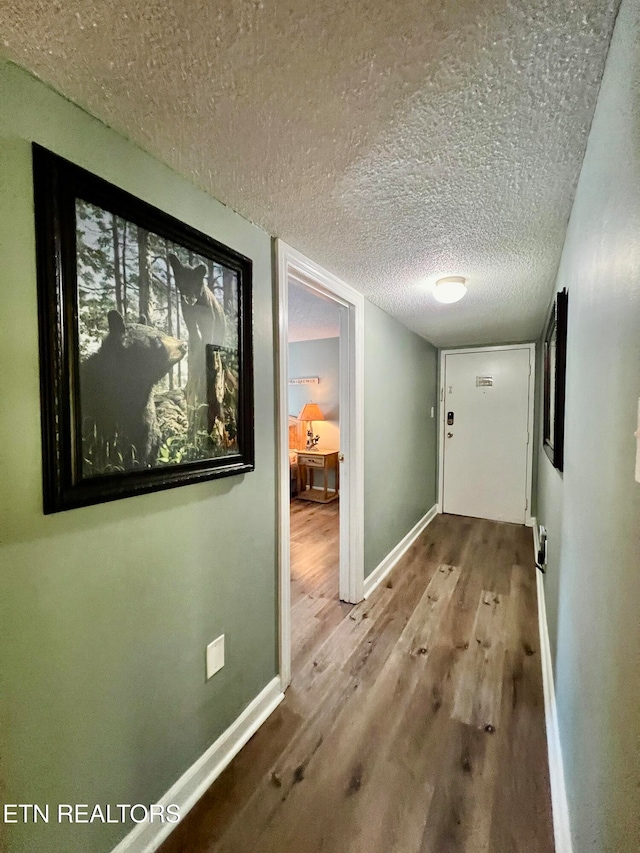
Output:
[[159, 513, 554, 853], [289, 499, 348, 673]]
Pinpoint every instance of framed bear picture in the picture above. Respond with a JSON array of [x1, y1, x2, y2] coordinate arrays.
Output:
[[33, 144, 254, 513]]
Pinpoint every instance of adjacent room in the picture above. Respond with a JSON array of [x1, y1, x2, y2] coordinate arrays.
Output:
[[287, 279, 346, 670]]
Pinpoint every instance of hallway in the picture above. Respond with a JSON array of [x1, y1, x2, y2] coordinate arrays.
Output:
[[159, 514, 553, 853]]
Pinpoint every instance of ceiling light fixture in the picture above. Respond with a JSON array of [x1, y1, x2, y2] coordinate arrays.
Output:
[[433, 276, 467, 304]]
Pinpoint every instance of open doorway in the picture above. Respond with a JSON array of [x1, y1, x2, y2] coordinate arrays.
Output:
[[276, 241, 364, 689], [288, 281, 344, 672]]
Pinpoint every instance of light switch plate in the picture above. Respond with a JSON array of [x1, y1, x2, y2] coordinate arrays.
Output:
[[430, 406, 435, 418], [206, 635, 225, 680]]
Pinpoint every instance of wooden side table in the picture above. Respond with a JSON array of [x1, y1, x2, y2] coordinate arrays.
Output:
[[296, 449, 340, 503]]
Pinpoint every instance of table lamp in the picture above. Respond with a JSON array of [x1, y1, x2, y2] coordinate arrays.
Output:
[[298, 403, 325, 450]]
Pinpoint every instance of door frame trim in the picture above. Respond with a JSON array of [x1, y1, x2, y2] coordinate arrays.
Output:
[[275, 240, 365, 690], [437, 343, 536, 527]]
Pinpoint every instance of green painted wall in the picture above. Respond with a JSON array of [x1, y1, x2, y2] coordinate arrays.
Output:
[[0, 61, 277, 853], [363, 302, 438, 576], [536, 0, 640, 849]]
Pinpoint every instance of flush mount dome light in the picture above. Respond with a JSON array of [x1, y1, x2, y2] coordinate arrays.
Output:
[[433, 276, 467, 304]]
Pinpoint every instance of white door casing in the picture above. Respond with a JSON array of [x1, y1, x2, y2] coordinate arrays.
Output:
[[276, 240, 365, 690], [439, 345, 535, 526]]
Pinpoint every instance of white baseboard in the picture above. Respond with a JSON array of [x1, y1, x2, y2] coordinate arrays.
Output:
[[532, 516, 539, 561], [363, 504, 438, 600], [536, 569, 573, 853], [110, 676, 284, 853]]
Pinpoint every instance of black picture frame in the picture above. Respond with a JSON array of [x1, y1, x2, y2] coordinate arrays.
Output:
[[543, 288, 568, 472], [33, 144, 254, 513]]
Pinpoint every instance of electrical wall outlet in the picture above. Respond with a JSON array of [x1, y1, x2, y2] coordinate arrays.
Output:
[[206, 635, 225, 680], [430, 406, 435, 418]]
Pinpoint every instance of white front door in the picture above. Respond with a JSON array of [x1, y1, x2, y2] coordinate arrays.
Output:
[[442, 347, 533, 524]]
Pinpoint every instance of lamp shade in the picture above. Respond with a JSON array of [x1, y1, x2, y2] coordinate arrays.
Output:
[[298, 402, 325, 422]]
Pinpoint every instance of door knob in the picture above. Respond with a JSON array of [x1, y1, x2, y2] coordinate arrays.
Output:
[[447, 432, 453, 438], [339, 454, 345, 462]]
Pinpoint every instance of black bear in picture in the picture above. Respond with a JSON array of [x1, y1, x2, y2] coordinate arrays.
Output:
[[168, 253, 227, 430], [80, 310, 186, 474], [168, 254, 226, 350]]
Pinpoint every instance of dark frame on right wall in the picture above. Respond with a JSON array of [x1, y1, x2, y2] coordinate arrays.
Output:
[[543, 287, 568, 472]]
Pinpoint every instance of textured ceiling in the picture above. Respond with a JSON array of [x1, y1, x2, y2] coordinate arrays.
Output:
[[288, 280, 340, 343], [0, 0, 619, 346]]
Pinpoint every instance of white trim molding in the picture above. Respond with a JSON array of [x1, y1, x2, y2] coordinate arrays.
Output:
[[110, 677, 284, 853], [275, 239, 365, 690], [536, 569, 573, 853], [532, 516, 540, 561], [363, 504, 439, 599]]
